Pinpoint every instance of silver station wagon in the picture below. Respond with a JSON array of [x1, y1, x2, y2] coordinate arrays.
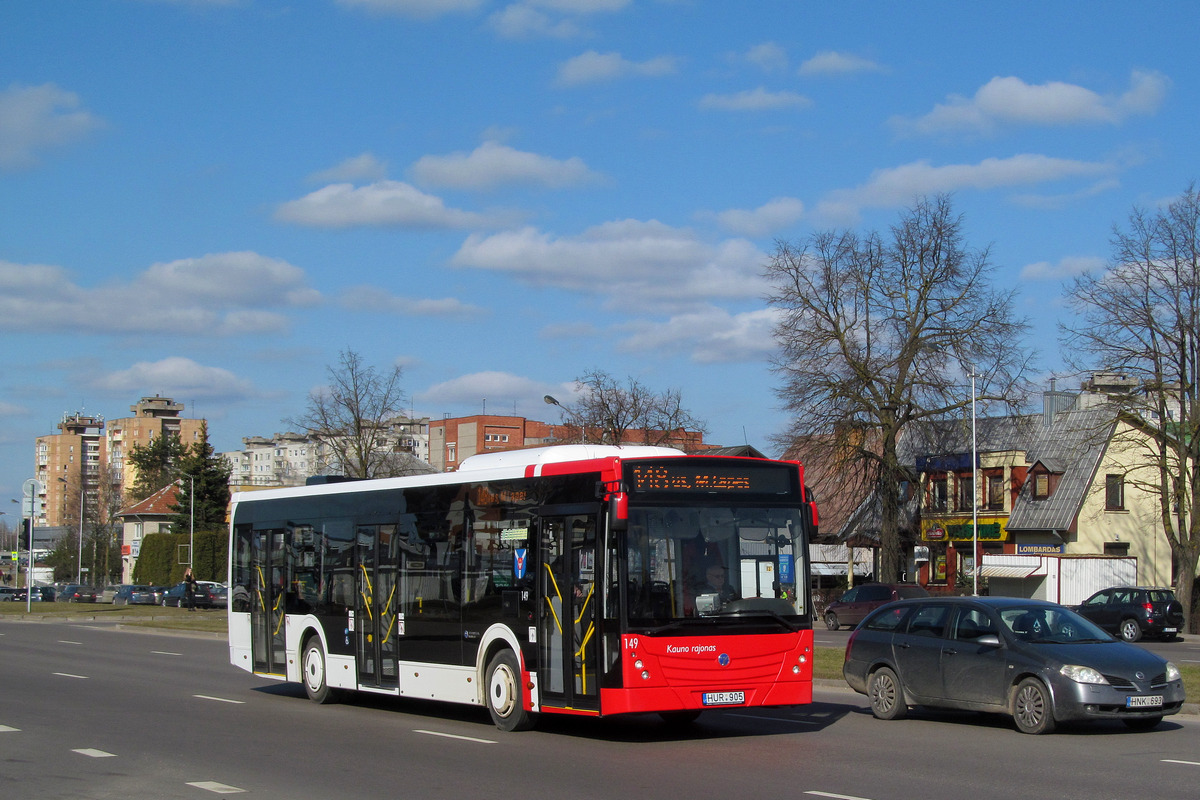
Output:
[[843, 596, 1185, 734]]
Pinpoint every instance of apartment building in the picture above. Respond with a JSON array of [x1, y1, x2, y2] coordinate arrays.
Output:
[[34, 413, 106, 527], [106, 396, 206, 492], [221, 417, 432, 487]]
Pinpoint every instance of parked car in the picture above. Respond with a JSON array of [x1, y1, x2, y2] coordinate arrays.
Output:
[[37, 586, 56, 602], [208, 584, 228, 609], [12, 587, 44, 602], [162, 580, 221, 608], [823, 583, 929, 630], [0, 586, 20, 601], [97, 585, 120, 603], [843, 596, 1186, 734], [134, 586, 168, 605], [1073, 586, 1185, 642], [58, 584, 98, 603], [113, 584, 162, 606]]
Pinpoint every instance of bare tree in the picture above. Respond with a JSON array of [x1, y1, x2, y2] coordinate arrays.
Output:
[[553, 369, 707, 450], [287, 349, 414, 479], [765, 196, 1034, 581], [1062, 183, 1200, 630]]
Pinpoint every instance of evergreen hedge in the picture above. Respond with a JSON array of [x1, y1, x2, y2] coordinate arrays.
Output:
[[131, 531, 228, 585]]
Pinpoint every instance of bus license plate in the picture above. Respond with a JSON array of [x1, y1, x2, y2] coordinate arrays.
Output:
[[1126, 695, 1163, 708], [702, 691, 745, 706]]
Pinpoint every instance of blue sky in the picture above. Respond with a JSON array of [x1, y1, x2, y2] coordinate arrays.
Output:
[[2, 0, 1197, 503]]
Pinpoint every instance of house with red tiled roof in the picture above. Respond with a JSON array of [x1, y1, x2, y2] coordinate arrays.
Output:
[[116, 482, 181, 583]]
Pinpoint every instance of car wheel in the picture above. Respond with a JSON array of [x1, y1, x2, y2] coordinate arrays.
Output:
[[1012, 677, 1055, 734], [486, 650, 535, 731], [1119, 619, 1143, 642], [868, 666, 907, 721], [302, 638, 338, 704], [1123, 715, 1163, 731], [824, 613, 840, 631]]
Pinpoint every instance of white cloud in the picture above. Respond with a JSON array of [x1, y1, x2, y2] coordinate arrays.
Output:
[[894, 69, 1169, 135], [92, 357, 254, 401], [618, 307, 779, 363], [555, 51, 679, 86], [307, 152, 389, 184], [745, 42, 788, 73], [705, 197, 805, 237], [338, 285, 482, 317], [451, 220, 767, 309], [335, 0, 483, 18], [798, 51, 885, 76], [0, 83, 104, 170], [816, 154, 1116, 220], [0, 252, 318, 336], [418, 371, 572, 416], [1019, 255, 1104, 282], [698, 87, 811, 112], [410, 141, 603, 190], [275, 180, 497, 229], [489, 5, 580, 38]]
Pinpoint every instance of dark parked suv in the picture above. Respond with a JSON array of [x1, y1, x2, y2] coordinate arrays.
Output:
[[824, 583, 929, 630], [1074, 587, 1185, 642]]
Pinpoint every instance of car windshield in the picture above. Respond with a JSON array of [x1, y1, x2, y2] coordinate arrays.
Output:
[[1000, 605, 1112, 643], [622, 505, 806, 630]]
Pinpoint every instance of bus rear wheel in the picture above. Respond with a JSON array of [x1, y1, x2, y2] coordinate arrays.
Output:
[[302, 638, 339, 704], [486, 650, 534, 731]]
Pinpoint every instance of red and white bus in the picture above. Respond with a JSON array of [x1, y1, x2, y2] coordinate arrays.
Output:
[[227, 444, 817, 730]]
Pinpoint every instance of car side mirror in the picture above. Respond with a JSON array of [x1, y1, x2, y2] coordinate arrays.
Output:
[[975, 633, 1002, 648]]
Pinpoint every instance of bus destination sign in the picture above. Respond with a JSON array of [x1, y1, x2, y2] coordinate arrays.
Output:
[[626, 461, 793, 495]]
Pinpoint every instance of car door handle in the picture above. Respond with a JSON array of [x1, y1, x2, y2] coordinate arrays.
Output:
[[897, 642, 911, 649], [944, 648, 958, 656]]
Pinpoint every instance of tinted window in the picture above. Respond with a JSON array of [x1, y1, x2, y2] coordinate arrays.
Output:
[[904, 604, 950, 637], [858, 585, 890, 602], [895, 585, 929, 599], [951, 607, 996, 641], [864, 605, 909, 632], [838, 587, 859, 603], [1145, 590, 1175, 604]]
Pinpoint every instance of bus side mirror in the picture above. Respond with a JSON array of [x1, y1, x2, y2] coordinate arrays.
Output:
[[608, 492, 628, 532]]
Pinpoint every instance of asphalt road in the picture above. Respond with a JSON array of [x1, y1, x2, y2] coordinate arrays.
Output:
[[3, 618, 1199, 800]]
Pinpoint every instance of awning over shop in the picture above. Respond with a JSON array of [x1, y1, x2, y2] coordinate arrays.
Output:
[[980, 564, 1037, 579], [811, 563, 871, 577]]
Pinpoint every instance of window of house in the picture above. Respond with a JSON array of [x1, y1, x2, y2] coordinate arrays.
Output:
[[931, 477, 948, 510], [447, 443, 456, 462], [986, 474, 1004, 510], [1032, 473, 1050, 500], [1103, 541, 1130, 555], [1105, 474, 1125, 510], [957, 475, 974, 512]]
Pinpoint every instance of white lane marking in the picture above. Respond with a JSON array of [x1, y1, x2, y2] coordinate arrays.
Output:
[[58, 640, 83, 645], [805, 792, 875, 800], [414, 729, 496, 744], [73, 748, 116, 758], [53, 672, 89, 679], [0, 725, 20, 732], [194, 695, 245, 704], [1162, 759, 1200, 766], [186, 781, 246, 794], [152, 651, 183, 656]]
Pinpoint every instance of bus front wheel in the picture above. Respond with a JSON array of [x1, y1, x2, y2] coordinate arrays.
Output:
[[486, 650, 534, 731], [302, 638, 339, 705]]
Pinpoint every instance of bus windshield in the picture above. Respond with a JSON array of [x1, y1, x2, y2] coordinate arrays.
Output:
[[622, 504, 805, 629]]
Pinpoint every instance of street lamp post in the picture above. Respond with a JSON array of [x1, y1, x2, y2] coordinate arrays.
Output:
[[970, 371, 979, 597]]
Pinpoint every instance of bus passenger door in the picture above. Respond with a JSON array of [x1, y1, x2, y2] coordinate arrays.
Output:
[[251, 529, 288, 676], [355, 524, 400, 689], [536, 510, 600, 712]]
